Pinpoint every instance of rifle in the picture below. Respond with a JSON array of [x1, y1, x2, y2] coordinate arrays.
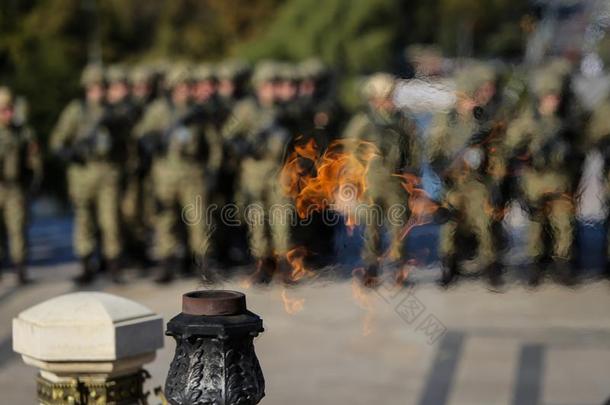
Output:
[[137, 104, 206, 174], [439, 108, 501, 179], [225, 120, 288, 162], [59, 107, 114, 165]]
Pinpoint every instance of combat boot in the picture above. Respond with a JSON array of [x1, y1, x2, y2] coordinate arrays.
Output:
[[486, 262, 504, 291], [438, 257, 459, 288], [155, 256, 177, 284], [107, 258, 125, 284], [277, 256, 297, 285], [362, 263, 381, 289], [527, 259, 546, 288], [552, 258, 578, 287], [74, 254, 96, 285], [15, 262, 31, 285], [254, 256, 276, 285]]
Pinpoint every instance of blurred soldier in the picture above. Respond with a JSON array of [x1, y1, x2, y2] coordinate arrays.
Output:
[[191, 63, 223, 181], [468, 63, 516, 284], [105, 65, 147, 269], [136, 64, 219, 283], [223, 61, 292, 282], [129, 63, 159, 263], [191, 63, 229, 264], [191, 63, 217, 107], [129, 64, 156, 109], [404, 44, 445, 79], [0, 88, 41, 284], [214, 60, 252, 265], [586, 39, 610, 279], [50, 65, 124, 284], [343, 73, 422, 285], [428, 66, 503, 288], [217, 59, 251, 111], [505, 67, 577, 286], [274, 62, 301, 139], [298, 58, 342, 149]]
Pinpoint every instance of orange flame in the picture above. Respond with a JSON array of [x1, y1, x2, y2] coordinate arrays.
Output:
[[394, 172, 440, 242], [285, 246, 316, 282], [395, 260, 415, 285], [280, 288, 305, 315], [281, 138, 380, 230]]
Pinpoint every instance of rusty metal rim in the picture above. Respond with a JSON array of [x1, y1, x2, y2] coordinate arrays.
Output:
[[182, 290, 247, 316]]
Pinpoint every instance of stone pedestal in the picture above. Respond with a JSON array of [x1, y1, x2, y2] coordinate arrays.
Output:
[[12, 292, 164, 405]]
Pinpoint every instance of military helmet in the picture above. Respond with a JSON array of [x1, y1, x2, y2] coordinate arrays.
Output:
[[362, 72, 396, 99], [106, 65, 128, 84], [252, 61, 278, 86], [217, 59, 250, 81], [530, 68, 565, 97], [129, 64, 154, 84], [165, 63, 192, 89], [0, 87, 14, 109], [405, 44, 442, 63], [299, 58, 326, 80], [149, 59, 171, 78], [80, 64, 105, 87], [275, 62, 298, 82], [192, 63, 216, 82], [455, 63, 497, 97], [545, 58, 572, 80]]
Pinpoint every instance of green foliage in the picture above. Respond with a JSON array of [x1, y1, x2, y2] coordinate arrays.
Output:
[[238, 0, 404, 74], [0, 0, 283, 143], [0, 0, 531, 141]]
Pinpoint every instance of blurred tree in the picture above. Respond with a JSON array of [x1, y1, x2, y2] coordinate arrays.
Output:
[[0, 0, 88, 142], [0, 0, 283, 142], [437, 0, 529, 58], [238, 0, 405, 74]]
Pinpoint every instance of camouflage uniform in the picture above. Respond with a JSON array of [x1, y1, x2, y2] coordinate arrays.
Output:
[[428, 66, 502, 286], [127, 64, 158, 252], [100, 65, 147, 270], [136, 64, 221, 283], [217, 59, 250, 112], [588, 42, 610, 278], [223, 62, 292, 279], [274, 62, 302, 143], [51, 65, 127, 283], [0, 88, 41, 283], [504, 68, 576, 285], [297, 58, 342, 150], [343, 73, 421, 279], [215, 61, 250, 264], [129, 64, 156, 108]]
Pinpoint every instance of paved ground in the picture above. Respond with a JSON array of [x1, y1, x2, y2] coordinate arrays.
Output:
[[0, 261, 609, 405]]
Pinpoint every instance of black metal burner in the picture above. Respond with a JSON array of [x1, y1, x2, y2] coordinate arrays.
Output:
[[164, 290, 265, 405]]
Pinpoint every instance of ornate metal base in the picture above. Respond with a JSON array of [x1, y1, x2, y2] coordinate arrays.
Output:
[[37, 369, 149, 405], [165, 290, 265, 405]]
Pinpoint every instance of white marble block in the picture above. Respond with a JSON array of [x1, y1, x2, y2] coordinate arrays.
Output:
[[12, 291, 163, 377]]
